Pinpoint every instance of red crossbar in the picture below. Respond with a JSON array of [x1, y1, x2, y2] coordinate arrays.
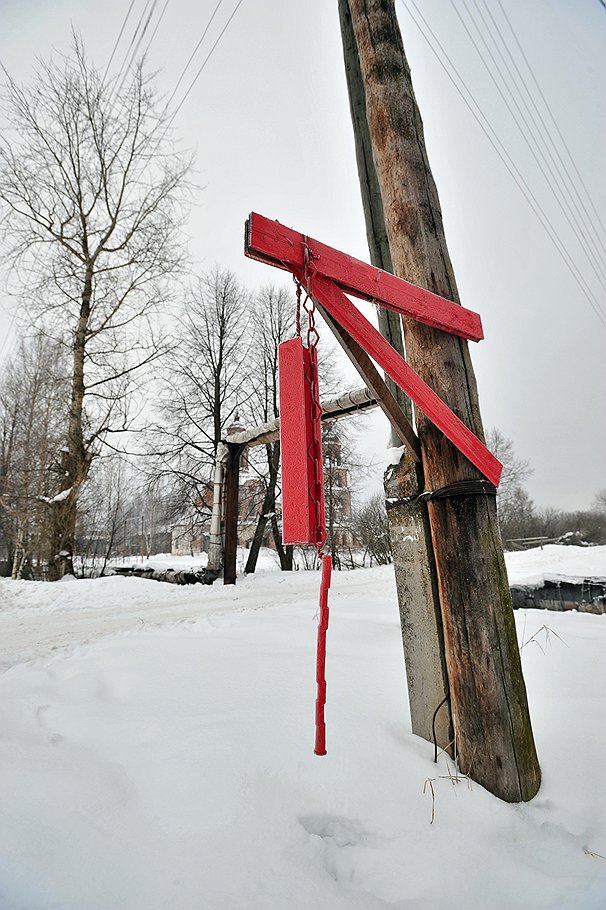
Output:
[[245, 212, 483, 342], [300, 271, 502, 487]]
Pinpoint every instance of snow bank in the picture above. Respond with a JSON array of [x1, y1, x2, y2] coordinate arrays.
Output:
[[0, 561, 605, 908], [505, 544, 606, 588]]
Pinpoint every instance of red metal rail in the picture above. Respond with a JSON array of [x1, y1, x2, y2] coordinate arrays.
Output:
[[314, 554, 332, 756]]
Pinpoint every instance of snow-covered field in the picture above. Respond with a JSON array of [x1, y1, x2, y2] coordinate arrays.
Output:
[[1, 548, 605, 909]]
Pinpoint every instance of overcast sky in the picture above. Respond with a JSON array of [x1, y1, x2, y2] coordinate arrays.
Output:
[[0, 0, 604, 511]]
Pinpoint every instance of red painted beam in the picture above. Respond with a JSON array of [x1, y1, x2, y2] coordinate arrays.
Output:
[[245, 212, 483, 342], [301, 271, 502, 487]]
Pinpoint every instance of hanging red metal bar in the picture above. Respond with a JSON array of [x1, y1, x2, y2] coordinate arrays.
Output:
[[278, 336, 326, 548], [245, 212, 484, 342]]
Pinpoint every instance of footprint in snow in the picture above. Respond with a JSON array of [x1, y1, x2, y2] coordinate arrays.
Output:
[[299, 814, 382, 849]]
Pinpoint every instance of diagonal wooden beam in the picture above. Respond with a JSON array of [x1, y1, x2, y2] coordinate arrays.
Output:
[[245, 212, 483, 342], [297, 269, 502, 486]]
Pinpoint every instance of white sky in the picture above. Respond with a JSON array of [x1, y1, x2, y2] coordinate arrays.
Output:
[[0, 0, 604, 511]]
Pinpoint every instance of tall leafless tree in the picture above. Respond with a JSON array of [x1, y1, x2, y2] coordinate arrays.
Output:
[[487, 428, 533, 510], [149, 268, 251, 544], [0, 37, 192, 578], [243, 285, 296, 573]]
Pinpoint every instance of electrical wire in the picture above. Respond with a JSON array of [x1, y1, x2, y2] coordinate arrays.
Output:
[[162, 0, 224, 116], [112, 0, 153, 89], [397, 0, 606, 328], [115, 0, 160, 97], [102, 0, 137, 84], [480, 0, 606, 250], [167, 0, 246, 128], [454, 0, 606, 286], [494, 0, 606, 242], [142, 0, 171, 60]]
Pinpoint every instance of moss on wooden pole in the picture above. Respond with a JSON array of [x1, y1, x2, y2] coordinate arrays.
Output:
[[344, 0, 540, 802]]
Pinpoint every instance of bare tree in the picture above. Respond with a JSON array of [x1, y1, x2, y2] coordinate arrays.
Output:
[[322, 418, 367, 569], [0, 333, 69, 577], [243, 285, 295, 573], [487, 428, 533, 510], [353, 493, 392, 566], [593, 489, 606, 514], [149, 268, 251, 548], [242, 285, 345, 573], [0, 38, 191, 578], [497, 486, 538, 546]]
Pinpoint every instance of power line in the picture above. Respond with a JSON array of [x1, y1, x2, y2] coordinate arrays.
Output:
[[163, 0, 224, 116], [102, 0, 137, 85], [167, 0, 246, 128], [142, 0, 171, 60], [470, 0, 606, 278], [451, 0, 606, 288], [397, 0, 606, 328], [115, 0, 160, 98], [494, 0, 606, 242], [110, 0, 155, 100]]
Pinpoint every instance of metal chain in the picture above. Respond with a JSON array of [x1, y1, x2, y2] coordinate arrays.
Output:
[[303, 292, 320, 348], [293, 276, 302, 337]]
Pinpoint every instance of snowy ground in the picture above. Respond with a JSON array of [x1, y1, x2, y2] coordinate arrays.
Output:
[[0, 548, 605, 909], [505, 544, 606, 587]]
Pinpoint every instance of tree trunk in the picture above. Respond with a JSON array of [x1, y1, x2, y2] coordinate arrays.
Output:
[[245, 441, 281, 574], [223, 443, 242, 585], [47, 265, 94, 580], [339, 0, 452, 751], [347, 0, 540, 802], [270, 513, 293, 571]]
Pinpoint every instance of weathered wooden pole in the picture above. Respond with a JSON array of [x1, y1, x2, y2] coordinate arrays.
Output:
[[338, 0, 452, 752], [344, 0, 540, 801]]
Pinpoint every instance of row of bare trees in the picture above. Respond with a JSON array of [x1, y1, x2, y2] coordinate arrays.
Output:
[[0, 31, 367, 578], [5, 33, 586, 581]]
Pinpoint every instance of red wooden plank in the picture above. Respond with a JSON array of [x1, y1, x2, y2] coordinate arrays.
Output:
[[300, 272, 502, 487], [278, 337, 326, 546], [245, 212, 483, 342]]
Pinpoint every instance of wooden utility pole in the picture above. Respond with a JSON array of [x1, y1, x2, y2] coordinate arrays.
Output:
[[342, 0, 540, 802], [339, 0, 451, 753]]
